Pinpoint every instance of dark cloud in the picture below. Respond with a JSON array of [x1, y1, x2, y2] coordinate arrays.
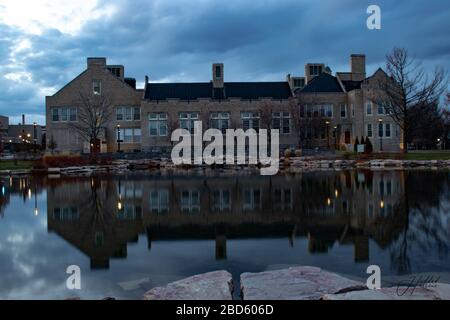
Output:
[[0, 0, 449, 123]]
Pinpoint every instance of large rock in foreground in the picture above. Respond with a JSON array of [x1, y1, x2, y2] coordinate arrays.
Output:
[[240, 266, 364, 300], [143, 270, 233, 300], [322, 283, 450, 300]]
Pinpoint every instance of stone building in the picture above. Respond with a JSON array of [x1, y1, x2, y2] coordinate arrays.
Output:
[[45, 54, 403, 154]]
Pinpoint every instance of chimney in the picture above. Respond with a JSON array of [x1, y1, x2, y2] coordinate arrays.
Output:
[[22, 114, 25, 125], [87, 57, 106, 69], [212, 63, 224, 88], [350, 54, 366, 81]]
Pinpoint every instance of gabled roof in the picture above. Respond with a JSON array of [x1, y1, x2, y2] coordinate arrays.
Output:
[[299, 73, 344, 93], [144, 82, 292, 101]]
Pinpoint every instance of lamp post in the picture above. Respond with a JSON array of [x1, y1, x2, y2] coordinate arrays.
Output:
[[33, 122, 37, 154], [116, 124, 121, 152], [325, 121, 330, 149], [333, 126, 338, 150], [378, 118, 383, 152]]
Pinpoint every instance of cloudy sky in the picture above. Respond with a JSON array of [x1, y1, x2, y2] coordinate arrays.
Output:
[[0, 0, 449, 125]]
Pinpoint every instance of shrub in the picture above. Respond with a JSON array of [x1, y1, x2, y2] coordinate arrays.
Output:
[[360, 136, 365, 145], [365, 137, 373, 154], [284, 148, 293, 158], [295, 149, 302, 157], [42, 155, 90, 168]]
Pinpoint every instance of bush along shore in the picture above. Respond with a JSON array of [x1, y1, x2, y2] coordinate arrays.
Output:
[[0, 154, 450, 176]]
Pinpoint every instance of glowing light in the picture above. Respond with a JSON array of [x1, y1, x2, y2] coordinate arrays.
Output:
[[335, 189, 339, 198], [380, 200, 385, 209], [117, 201, 122, 211], [28, 188, 32, 199], [34, 208, 39, 216], [326, 198, 331, 206]]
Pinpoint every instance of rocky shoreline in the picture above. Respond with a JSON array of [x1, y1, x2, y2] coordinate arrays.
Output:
[[142, 267, 450, 301], [1, 158, 449, 176]]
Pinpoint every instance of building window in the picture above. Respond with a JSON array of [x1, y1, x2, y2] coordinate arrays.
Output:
[[212, 189, 231, 212], [210, 112, 230, 133], [366, 102, 372, 115], [92, 80, 101, 95], [273, 112, 290, 134], [377, 104, 385, 115], [293, 78, 305, 88], [179, 112, 199, 134], [215, 66, 221, 79], [243, 188, 261, 211], [309, 65, 323, 76], [367, 124, 373, 138], [51, 107, 76, 122], [181, 190, 200, 213], [149, 113, 168, 136], [117, 107, 140, 121], [378, 123, 391, 138], [351, 104, 355, 117], [241, 112, 260, 131], [116, 127, 141, 143], [303, 105, 333, 118], [340, 104, 347, 118], [149, 189, 169, 214]]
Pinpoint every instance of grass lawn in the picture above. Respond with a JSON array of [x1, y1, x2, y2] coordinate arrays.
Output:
[[0, 160, 35, 170], [404, 150, 450, 160]]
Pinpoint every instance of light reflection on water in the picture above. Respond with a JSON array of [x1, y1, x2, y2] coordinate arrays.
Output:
[[0, 170, 449, 299]]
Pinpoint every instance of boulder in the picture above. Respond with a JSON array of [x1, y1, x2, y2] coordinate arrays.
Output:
[[322, 283, 450, 300], [240, 266, 364, 300], [143, 270, 233, 300]]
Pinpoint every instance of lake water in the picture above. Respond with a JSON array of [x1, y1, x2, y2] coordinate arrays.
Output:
[[0, 169, 449, 299]]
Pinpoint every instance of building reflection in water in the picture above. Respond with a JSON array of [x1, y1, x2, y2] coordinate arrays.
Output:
[[2, 170, 448, 273]]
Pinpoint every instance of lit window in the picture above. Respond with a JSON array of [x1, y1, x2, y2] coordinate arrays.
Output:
[[92, 80, 101, 95]]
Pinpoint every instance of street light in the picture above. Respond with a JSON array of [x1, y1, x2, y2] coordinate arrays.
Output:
[[333, 126, 338, 150], [325, 121, 330, 149], [116, 124, 122, 152], [33, 122, 37, 154], [378, 118, 383, 152]]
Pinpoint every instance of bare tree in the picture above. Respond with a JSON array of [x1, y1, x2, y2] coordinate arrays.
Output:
[[373, 47, 447, 152], [288, 98, 302, 148], [166, 114, 179, 148], [259, 101, 274, 131], [68, 92, 114, 153]]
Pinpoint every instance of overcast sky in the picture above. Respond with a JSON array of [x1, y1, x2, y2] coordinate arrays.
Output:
[[0, 0, 449, 125]]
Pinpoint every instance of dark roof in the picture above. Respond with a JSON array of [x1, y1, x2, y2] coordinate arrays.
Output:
[[341, 80, 362, 92], [144, 82, 292, 101], [299, 73, 343, 93]]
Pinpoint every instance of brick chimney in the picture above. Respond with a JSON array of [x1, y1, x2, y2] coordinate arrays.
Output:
[[87, 57, 106, 69], [22, 114, 25, 125], [350, 54, 366, 81]]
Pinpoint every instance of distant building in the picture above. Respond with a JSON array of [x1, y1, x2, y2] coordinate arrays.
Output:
[[0, 114, 45, 149], [45, 55, 403, 153]]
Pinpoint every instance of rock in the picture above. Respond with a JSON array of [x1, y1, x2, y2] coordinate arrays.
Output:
[[240, 266, 364, 300], [143, 270, 233, 300], [322, 283, 450, 300]]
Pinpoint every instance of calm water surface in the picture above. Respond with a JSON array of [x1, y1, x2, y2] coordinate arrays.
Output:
[[0, 169, 449, 299]]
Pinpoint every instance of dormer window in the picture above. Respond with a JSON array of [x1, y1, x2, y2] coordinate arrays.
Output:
[[309, 65, 323, 76], [93, 80, 101, 95]]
